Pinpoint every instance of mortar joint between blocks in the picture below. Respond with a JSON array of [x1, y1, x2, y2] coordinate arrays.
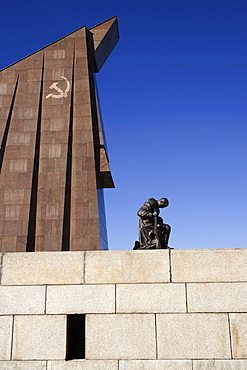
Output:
[[83, 251, 86, 284], [155, 313, 158, 359], [0, 253, 3, 285], [44, 285, 47, 314], [185, 283, 188, 313], [228, 312, 233, 359], [169, 248, 172, 282], [10, 315, 15, 360]]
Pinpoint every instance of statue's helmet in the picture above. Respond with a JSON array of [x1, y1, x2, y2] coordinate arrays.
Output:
[[147, 198, 158, 208]]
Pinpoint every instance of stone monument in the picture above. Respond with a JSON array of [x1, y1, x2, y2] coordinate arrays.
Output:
[[0, 18, 246, 369], [0, 17, 119, 252]]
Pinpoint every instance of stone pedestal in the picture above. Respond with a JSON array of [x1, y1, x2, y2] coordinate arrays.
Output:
[[0, 248, 247, 369]]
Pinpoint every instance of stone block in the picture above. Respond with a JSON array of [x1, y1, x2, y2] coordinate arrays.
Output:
[[46, 284, 115, 314], [187, 283, 247, 312], [4, 189, 25, 204], [12, 315, 66, 360], [193, 360, 247, 369], [0, 285, 45, 314], [230, 313, 247, 358], [2, 251, 84, 285], [119, 360, 192, 369], [85, 250, 170, 284], [156, 313, 231, 359], [86, 314, 156, 359], [0, 315, 12, 360], [0, 362, 46, 370], [116, 283, 186, 313], [171, 249, 247, 282], [47, 360, 118, 370]]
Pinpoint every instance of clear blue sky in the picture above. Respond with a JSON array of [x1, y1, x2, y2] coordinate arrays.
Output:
[[1, 0, 246, 250]]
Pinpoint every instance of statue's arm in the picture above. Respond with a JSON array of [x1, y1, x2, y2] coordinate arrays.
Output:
[[137, 205, 153, 219]]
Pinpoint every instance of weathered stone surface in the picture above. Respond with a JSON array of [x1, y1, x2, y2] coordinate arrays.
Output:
[[193, 360, 247, 369], [1, 249, 247, 366], [86, 314, 156, 359], [0, 315, 12, 360], [116, 283, 186, 313], [2, 252, 84, 285], [46, 284, 115, 314], [0, 362, 46, 370], [230, 313, 247, 358], [0, 285, 45, 314], [85, 250, 170, 284], [119, 360, 192, 369], [171, 249, 247, 282], [12, 315, 66, 360], [47, 360, 118, 370], [187, 283, 247, 312], [157, 313, 231, 359]]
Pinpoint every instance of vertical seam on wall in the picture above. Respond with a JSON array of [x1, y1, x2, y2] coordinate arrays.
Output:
[[10, 315, 15, 360], [191, 359, 194, 370], [169, 248, 172, 282], [0, 253, 3, 284], [185, 283, 188, 313], [115, 284, 117, 313], [26, 56, 44, 252], [85, 29, 101, 186], [155, 313, 158, 359], [228, 313, 233, 358], [62, 43, 75, 251], [44, 285, 47, 315], [83, 251, 86, 284], [0, 75, 19, 172]]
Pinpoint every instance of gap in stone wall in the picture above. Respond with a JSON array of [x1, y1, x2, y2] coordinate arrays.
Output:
[[66, 314, 85, 360]]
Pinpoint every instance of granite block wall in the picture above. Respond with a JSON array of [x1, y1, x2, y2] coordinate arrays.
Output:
[[0, 249, 247, 369]]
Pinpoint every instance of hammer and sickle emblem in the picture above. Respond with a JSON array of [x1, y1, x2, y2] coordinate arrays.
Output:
[[45, 76, 70, 99]]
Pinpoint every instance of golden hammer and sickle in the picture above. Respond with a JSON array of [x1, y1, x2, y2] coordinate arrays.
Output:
[[45, 76, 70, 99]]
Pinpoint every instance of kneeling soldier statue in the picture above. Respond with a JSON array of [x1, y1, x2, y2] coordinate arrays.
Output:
[[134, 198, 171, 250]]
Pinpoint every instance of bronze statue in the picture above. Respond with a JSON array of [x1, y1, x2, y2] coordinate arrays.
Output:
[[134, 198, 171, 250]]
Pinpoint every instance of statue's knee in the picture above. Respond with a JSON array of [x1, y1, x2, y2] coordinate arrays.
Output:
[[164, 224, 171, 232]]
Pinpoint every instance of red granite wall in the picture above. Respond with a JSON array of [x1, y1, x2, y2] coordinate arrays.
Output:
[[0, 17, 118, 252]]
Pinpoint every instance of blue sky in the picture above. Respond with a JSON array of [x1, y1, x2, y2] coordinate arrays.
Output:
[[1, 0, 246, 250]]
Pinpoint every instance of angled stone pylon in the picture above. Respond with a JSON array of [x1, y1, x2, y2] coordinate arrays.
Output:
[[0, 17, 119, 252]]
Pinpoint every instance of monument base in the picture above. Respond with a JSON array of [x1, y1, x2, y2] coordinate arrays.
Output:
[[0, 248, 247, 369]]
